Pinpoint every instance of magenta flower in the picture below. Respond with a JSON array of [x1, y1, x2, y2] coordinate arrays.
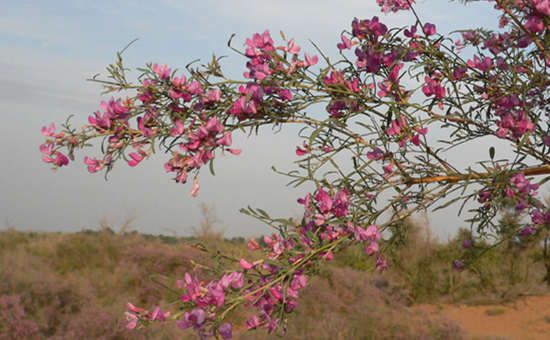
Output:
[[422, 76, 446, 98], [246, 315, 260, 329], [387, 115, 406, 136], [404, 25, 418, 38], [128, 152, 145, 167], [279, 89, 292, 101], [423, 23, 436, 36], [296, 145, 308, 156], [462, 239, 472, 249], [151, 306, 170, 322], [467, 55, 493, 72]]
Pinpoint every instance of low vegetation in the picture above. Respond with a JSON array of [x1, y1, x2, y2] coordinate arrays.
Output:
[[1, 215, 548, 339]]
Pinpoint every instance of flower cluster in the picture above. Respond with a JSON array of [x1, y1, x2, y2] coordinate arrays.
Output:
[[40, 124, 72, 167], [41, 0, 550, 338], [376, 0, 415, 13], [125, 303, 170, 330]]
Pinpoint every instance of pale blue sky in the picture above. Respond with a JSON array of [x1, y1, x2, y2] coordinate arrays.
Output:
[[0, 1, 499, 238]]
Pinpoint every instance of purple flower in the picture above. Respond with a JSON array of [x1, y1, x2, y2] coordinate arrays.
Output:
[[519, 226, 536, 237], [376, 254, 388, 272], [367, 147, 385, 160], [453, 260, 465, 270], [423, 23, 436, 36], [219, 323, 233, 339]]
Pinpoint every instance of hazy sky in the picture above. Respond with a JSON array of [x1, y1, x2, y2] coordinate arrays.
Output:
[[0, 0, 499, 239]]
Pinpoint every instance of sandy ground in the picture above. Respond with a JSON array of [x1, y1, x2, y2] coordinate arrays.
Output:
[[412, 295, 550, 340]]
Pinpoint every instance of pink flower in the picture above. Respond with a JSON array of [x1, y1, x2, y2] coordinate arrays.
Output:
[[247, 238, 261, 250], [422, 77, 446, 98], [365, 240, 379, 255], [296, 145, 308, 156], [300, 53, 318, 67], [376, 0, 414, 13], [239, 258, 255, 270], [41, 123, 56, 137], [43, 153, 69, 167], [125, 312, 139, 329], [151, 306, 170, 322], [337, 35, 352, 50], [365, 224, 381, 241], [535, 0, 550, 15], [40, 143, 53, 155], [153, 63, 171, 79], [383, 162, 394, 179], [227, 148, 241, 155], [128, 152, 145, 167], [280, 38, 301, 54], [290, 274, 307, 290], [246, 315, 260, 329], [467, 55, 493, 72], [279, 89, 292, 101], [189, 177, 200, 197]]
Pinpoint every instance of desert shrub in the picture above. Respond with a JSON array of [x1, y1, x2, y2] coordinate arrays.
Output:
[[239, 267, 464, 340], [0, 294, 40, 340], [52, 232, 118, 274], [0, 229, 29, 255]]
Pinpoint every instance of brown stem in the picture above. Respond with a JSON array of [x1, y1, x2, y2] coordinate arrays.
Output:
[[408, 164, 550, 184]]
